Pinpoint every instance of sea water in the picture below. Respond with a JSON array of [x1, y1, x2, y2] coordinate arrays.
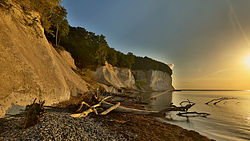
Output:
[[140, 90, 250, 141]]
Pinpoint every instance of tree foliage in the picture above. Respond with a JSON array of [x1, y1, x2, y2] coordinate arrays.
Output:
[[132, 56, 172, 75], [50, 6, 69, 46], [15, 0, 69, 45], [60, 27, 172, 75]]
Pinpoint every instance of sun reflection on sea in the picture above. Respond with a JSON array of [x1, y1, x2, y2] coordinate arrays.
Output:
[[247, 114, 250, 123], [247, 115, 250, 124]]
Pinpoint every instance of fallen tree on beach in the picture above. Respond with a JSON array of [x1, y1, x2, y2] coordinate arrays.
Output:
[[70, 93, 210, 118], [70, 96, 159, 118], [164, 99, 195, 112], [70, 96, 114, 118]]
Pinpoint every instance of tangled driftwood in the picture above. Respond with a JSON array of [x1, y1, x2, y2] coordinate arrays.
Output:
[[71, 94, 162, 118], [70, 95, 210, 119], [71, 96, 113, 118], [165, 99, 195, 112], [167, 99, 210, 118], [24, 99, 45, 129]]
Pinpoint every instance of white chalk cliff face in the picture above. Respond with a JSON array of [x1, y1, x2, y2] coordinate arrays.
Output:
[[94, 62, 136, 90], [150, 70, 174, 91], [132, 70, 174, 91], [0, 2, 88, 117], [95, 62, 174, 92]]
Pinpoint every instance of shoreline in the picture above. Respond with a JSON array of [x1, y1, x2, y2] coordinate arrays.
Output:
[[94, 111, 214, 141], [0, 109, 213, 141], [0, 102, 214, 141]]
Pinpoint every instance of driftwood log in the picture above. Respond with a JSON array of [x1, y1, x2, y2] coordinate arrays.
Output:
[[71, 96, 112, 118], [102, 101, 159, 115], [71, 95, 210, 118], [164, 99, 195, 112], [205, 97, 237, 105], [100, 102, 120, 115], [163, 105, 194, 112], [177, 112, 210, 117], [166, 99, 211, 118]]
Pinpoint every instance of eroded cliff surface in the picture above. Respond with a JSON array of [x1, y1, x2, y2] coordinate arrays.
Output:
[[94, 62, 174, 92], [59, 50, 77, 70], [133, 70, 174, 91], [0, 2, 88, 117], [95, 62, 136, 90]]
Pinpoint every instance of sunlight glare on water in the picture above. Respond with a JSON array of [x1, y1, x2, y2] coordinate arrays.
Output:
[[247, 115, 250, 124]]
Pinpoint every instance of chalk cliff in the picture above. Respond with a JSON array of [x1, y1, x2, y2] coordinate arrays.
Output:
[[94, 62, 136, 90], [132, 70, 174, 91], [0, 2, 88, 117], [94, 62, 174, 92], [59, 50, 77, 70]]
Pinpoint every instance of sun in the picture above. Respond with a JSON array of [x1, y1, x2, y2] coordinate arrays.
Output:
[[244, 54, 250, 68]]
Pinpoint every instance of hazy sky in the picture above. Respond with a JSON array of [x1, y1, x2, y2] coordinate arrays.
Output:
[[62, 0, 250, 90]]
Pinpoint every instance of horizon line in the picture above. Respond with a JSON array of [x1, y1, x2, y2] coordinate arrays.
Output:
[[174, 89, 249, 91]]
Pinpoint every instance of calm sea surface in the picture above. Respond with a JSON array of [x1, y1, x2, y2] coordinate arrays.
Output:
[[140, 90, 250, 141]]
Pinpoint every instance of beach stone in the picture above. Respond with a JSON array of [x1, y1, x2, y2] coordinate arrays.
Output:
[[0, 108, 132, 140]]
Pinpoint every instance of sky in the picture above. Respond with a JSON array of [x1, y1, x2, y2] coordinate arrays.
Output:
[[62, 0, 250, 90]]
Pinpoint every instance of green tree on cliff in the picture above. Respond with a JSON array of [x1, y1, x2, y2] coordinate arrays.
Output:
[[24, 0, 69, 45], [106, 48, 118, 66], [50, 6, 69, 46]]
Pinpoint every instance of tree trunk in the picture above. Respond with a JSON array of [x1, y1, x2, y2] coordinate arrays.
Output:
[[55, 24, 59, 46]]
